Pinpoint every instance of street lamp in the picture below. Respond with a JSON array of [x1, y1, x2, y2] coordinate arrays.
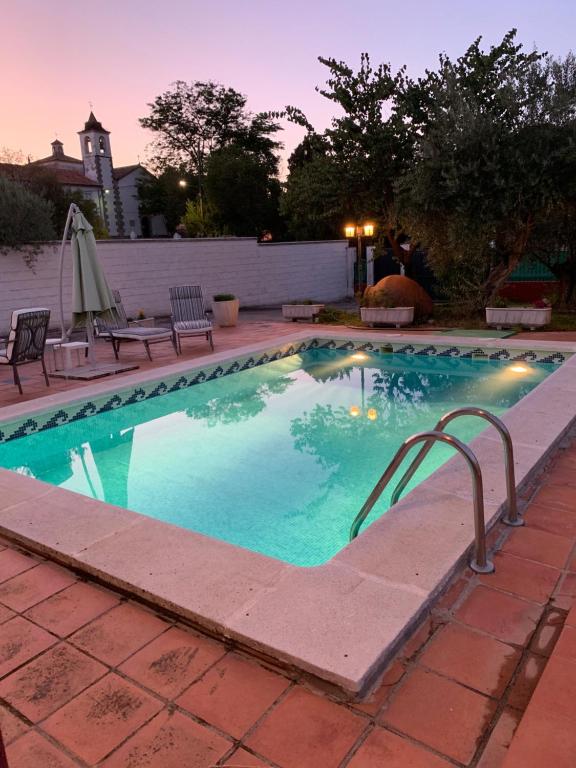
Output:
[[344, 222, 375, 290], [178, 179, 188, 188]]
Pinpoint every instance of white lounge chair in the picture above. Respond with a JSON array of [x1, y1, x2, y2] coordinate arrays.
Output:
[[169, 285, 214, 354]]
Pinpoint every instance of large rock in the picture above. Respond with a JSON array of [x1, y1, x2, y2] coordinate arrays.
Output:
[[363, 275, 433, 320]]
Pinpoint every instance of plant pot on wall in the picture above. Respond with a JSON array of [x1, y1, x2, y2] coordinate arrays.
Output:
[[282, 304, 325, 322], [212, 294, 240, 327], [486, 307, 551, 330], [360, 306, 414, 328]]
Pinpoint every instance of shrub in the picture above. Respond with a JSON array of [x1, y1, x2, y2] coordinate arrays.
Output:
[[0, 176, 56, 256], [213, 293, 236, 301]]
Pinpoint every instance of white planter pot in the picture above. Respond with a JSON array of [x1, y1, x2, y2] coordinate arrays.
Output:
[[486, 307, 551, 330], [212, 298, 240, 327], [128, 317, 155, 328], [282, 304, 325, 322], [361, 306, 414, 328]]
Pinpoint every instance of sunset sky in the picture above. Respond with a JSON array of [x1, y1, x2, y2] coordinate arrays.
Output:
[[2, 0, 574, 175]]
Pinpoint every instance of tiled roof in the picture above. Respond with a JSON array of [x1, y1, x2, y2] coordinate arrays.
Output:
[[31, 154, 83, 165], [80, 111, 110, 134], [52, 169, 101, 187], [113, 164, 140, 180]]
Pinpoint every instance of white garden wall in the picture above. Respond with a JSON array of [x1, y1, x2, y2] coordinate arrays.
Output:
[[0, 238, 354, 329]]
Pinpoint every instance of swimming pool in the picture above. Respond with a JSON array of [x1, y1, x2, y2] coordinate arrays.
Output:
[[0, 346, 556, 566]]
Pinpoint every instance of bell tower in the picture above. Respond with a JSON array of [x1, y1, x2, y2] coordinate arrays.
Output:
[[78, 112, 125, 236]]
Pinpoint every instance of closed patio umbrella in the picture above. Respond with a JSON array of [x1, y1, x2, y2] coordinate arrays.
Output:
[[70, 209, 115, 365]]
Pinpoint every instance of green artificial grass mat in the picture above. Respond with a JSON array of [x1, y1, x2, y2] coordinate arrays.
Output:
[[440, 328, 516, 338]]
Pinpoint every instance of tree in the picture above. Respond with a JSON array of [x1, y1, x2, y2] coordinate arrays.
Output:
[[0, 176, 56, 256], [396, 32, 576, 308], [138, 166, 194, 234], [280, 55, 417, 264], [205, 145, 282, 236], [140, 80, 282, 212]]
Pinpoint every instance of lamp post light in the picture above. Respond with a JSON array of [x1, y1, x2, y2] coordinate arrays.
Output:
[[178, 179, 188, 189], [345, 222, 375, 291]]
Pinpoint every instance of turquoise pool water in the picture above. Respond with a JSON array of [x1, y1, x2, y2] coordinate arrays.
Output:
[[0, 349, 555, 566]]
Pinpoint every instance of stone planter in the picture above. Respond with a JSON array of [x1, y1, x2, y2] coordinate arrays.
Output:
[[486, 307, 552, 330], [282, 304, 325, 322], [128, 317, 155, 328], [361, 306, 414, 328], [212, 298, 240, 327]]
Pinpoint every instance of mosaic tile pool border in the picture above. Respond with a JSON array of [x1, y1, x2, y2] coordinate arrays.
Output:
[[0, 337, 568, 444]]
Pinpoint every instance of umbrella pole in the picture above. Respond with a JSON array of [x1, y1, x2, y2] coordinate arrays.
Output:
[[85, 311, 97, 366], [58, 203, 79, 341]]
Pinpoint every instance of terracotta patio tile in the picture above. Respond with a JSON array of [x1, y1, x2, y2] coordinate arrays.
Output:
[[552, 573, 576, 610], [399, 616, 440, 661], [529, 609, 565, 656], [476, 708, 520, 768], [569, 551, 576, 573], [223, 747, 272, 767], [419, 623, 521, 698], [567, 601, 576, 627], [504, 709, 576, 768], [531, 483, 576, 513], [42, 673, 164, 764], [479, 552, 560, 605], [524, 503, 576, 539], [380, 668, 497, 764], [531, 654, 576, 722], [507, 653, 547, 711], [347, 727, 452, 768], [0, 604, 15, 625], [245, 686, 367, 768], [6, 731, 78, 768], [24, 581, 120, 637], [0, 549, 39, 583], [431, 577, 469, 615], [554, 625, 576, 662], [501, 527, 573, 569], [177, 652, 290, 739], [351, 658, 406, 716], [70, 601, 169, 666], [101, 709, 232, 768], [0, 642, 106, 722], [120, 625, 227, 699], [0, 617, 56, 678], [455, 586, 543, 646], [0, 705, 27, 745], [541, 465, 576, 487], [0, 562, 76, 612]]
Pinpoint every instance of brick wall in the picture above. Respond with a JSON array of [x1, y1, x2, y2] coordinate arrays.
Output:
[[0, 238, 354, 329]]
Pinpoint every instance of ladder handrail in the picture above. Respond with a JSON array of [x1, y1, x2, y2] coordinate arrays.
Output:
[[390, 407, 522, 527], [349, 430, 494, 574]]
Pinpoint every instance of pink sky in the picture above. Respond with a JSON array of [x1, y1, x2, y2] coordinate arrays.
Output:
[[2, 0, 574, 175]]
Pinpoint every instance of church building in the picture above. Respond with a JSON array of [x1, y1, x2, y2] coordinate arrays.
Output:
[[27, 112, 166, 238]]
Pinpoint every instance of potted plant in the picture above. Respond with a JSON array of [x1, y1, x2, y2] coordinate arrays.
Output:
[[486, 297, 552, 330], [212, 293, 240, 327], [360, 298, 414, 328], [282, 300, 325, 322], [128, 309, 155, 328]]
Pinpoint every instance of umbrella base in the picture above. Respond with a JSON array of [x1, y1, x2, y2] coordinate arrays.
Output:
[[50, 363, 139, 380]]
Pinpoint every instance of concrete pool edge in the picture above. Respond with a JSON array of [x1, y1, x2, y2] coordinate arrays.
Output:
[[1, 330, 576, 695]]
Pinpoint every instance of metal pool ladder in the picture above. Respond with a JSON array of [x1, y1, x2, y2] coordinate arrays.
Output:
[[349, 408, 523, 574]]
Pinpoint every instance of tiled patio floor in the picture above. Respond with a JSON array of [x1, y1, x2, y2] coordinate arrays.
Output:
[[1, 319, 576, 766], [0, 438, 575, 766]]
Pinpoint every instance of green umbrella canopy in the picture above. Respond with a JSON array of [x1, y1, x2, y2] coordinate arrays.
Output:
[[71, 211, 115, 327]]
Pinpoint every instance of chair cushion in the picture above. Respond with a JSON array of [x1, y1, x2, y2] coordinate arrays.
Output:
[[110, 328, 173, 340], [174, 319, 212, 331], [0, 349, 8, 364]]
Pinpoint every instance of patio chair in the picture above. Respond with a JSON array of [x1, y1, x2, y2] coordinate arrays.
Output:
[[95, 290, 177, 361], [0, 308, 50, 395], [170, 285, 214, 354]]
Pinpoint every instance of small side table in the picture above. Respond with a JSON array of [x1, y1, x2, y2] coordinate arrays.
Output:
[[61, 341, 90, 369]]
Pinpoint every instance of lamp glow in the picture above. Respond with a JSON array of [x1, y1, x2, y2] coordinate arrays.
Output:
[[178, 179, 188, 188], [363, 223, 375, 237], [351, 352, 367, 361], [344, 224, 355, 238], [349, 405, 361, 417], [509, 365, 529, 374], [367, 408, 377, 421]]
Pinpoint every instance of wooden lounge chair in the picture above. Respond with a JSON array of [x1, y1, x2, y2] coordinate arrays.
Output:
[[169, 285, 214, 354], [0, 308, 50, 394], [95, 290, 177, 361]]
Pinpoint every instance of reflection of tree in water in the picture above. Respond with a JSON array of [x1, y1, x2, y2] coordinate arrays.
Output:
[[185, 375, 295, 427]]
